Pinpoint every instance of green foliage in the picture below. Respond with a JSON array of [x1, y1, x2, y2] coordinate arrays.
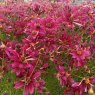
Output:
[[0, 72, 23, 95]]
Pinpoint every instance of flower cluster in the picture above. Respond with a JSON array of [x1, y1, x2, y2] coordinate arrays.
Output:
[[0, 0, 95, 95]]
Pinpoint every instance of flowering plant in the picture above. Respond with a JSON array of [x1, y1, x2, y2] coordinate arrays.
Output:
[[0, 0, 95, 95]]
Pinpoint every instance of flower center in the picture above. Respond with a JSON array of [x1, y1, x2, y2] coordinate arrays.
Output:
[[77, 51, 82, 55], [91, 31, 95, 35], [36, 23, 40, 29], [20, 56, 26, 63], [66, 72, 70, 78], [46, 23, 52, 28], [63, 39, 67, 44], [32, 30, 38, 35], [85, 79, 90, 84]]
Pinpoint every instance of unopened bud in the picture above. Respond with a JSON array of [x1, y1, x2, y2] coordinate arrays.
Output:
[[88, 88, 94, 95], [0, 24, 2, 28], [0, 43, 6, 49]]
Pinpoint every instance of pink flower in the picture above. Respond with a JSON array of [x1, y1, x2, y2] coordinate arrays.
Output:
[[59, 32, 74, 48], [72, 77, 95, 95], [0, 1, 95, 95], [70, 45, 90, 62], [14, 65, 45, 95], [41, 16, 60, 32], [32, 2, 45, 14], [56, 66, 74, 87], [26, 18, 46, 38], [14, 80, 34, 95], [6, 47, 35, 64], [11, 62, 27, 77]]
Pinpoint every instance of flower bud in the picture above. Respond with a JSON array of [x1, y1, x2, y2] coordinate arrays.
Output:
[[88, 88, 94, 95], [0, 43, 6, 49], [0, 24, 2, 28]]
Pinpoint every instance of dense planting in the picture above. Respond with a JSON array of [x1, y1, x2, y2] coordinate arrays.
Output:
[[0, 1, 95, 95]]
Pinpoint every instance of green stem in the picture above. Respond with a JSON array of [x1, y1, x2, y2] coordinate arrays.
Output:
[[34, 89, 37, 95]]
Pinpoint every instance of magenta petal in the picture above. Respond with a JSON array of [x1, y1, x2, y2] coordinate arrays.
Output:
[[5, 49, 11, 58], [32, 72, 41, 79], [69, 78, 74, 83], [29, 83, 34, 94], [28, 65, 34, 74], [11, 62, 18, 68], [43, 63, 48, 68], [14, 81, 24, 89], [72, 82, 79, 87], [77, 61, 81, 66], [24, 86, 29, 95], [58, 65, 63, 70], [16, 71, 20, 76], [58, 65, 64, 72], [39, 80, 45, 85], [90, 77, 95, 83]]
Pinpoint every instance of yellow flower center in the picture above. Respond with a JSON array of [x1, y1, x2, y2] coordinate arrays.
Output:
[[66, 72, 70, 78], [85, 79, 90, 84]]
